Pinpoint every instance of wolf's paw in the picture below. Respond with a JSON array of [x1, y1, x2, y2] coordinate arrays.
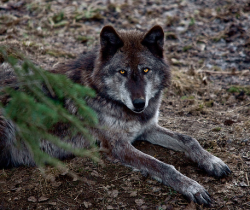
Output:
[[199, 155, 231, 177], [182, 180, 211, 205]]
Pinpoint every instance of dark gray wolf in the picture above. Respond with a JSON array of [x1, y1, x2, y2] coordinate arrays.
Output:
[[0, 25, 231, 205]]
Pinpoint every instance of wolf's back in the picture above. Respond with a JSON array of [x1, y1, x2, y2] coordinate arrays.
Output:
[[0, 50, 97, 168]]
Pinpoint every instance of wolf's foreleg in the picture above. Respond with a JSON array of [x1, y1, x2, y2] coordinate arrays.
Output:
[[108, 140, 211, 204], [141, 125, 231, 177]]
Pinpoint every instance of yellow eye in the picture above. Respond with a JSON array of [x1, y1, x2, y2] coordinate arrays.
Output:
[[144, 68, 149, 73], [119, 70, 126, 74]]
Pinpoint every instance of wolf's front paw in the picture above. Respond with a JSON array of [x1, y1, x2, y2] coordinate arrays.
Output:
[[182, 179, 211, 205], [199, 155, 231, 177]]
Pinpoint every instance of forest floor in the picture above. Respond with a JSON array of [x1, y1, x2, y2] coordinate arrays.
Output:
[[0, 0, 250, 209]]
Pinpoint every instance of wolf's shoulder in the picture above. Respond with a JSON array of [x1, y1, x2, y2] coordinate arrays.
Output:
[[50, 48, 99, 85]]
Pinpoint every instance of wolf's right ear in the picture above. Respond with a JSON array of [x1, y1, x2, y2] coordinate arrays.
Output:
[[100, 26, 123, 60], [141, 25, 164, 58]]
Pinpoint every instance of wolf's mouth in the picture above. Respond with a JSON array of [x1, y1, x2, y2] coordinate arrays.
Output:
[[133, 108, 145, 113]]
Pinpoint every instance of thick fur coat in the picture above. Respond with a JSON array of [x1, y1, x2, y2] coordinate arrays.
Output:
[[0, 25, 231, 205]]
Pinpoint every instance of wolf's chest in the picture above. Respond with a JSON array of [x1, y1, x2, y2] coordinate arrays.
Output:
[[87, 94, 158, 141], [97, 111, 157, 142], [102, 113, 142, 132]]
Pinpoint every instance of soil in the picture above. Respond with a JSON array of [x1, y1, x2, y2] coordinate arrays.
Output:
[[0, 0, 250, 209]]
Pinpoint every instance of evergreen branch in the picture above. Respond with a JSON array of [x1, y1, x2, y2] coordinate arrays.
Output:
[[0, 47, 99, 168]]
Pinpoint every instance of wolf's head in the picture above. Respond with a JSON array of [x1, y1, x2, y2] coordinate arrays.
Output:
[[92, 25, 170, 113]]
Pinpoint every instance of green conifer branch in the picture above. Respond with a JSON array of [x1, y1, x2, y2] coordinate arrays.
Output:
[[0, 46, 99, 168]]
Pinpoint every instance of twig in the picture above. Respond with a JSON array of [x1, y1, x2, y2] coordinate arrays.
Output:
[[110, 175, 129, 182], [246, 172, 249, 186], [74, 189, 83, 200], [227, 102, 250, 113], [242, 202, 250, 206], [143, 192, 160, 196], [197, 70, 250, 76], [57, 198, 76, 207], [0, 80, 40, 90]]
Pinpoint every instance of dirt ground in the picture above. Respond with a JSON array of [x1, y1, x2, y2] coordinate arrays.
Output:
[[0, 0, 250, 209]]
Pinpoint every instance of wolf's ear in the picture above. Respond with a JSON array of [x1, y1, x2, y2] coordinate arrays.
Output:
[[141, 25, 164, 58], [100, 26, 123, 60]]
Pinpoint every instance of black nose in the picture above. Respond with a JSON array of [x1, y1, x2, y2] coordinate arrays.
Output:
[[132, 98, 145, 111]]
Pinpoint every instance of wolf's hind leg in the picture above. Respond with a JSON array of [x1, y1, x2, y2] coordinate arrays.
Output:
[[0, 116, 12, 168], [0, 116, 34, 168], [140, 124, 231, 177]]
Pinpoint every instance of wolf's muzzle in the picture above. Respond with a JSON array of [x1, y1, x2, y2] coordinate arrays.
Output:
[[132, 98, 145, 112]]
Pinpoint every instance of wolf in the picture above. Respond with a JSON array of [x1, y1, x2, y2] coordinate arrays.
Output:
[[0, 25, 231, 204]]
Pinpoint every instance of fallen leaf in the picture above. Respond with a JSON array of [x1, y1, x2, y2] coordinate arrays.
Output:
[[52, 181, 62, 188], [184, 201, 196, 210], [61, 169, 69, 176], [164, 204, 174, 210], [48, 202, 57, 206], [83, 201, 92, 208], [82, 177, 96, 185], [11, 187, 22, 192], [135, 199, 144, 206], [108, 190, 119, 198], [72, 176, 78, 181], [46, 174, 55, 182], [130, 191, 137, 197], [28, 196, 37, 202], [38, 196, 49, 202], [239, 182, 248, 187], [152, 187, 161, 192], [91, 170, 100, 177]]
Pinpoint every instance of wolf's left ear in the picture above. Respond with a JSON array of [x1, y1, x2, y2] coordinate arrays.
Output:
[[100, 26, 123, 60], [141, 25, 164, 58]]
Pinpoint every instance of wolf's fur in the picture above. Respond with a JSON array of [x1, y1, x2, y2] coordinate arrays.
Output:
[[0, 26, 231, 204]]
